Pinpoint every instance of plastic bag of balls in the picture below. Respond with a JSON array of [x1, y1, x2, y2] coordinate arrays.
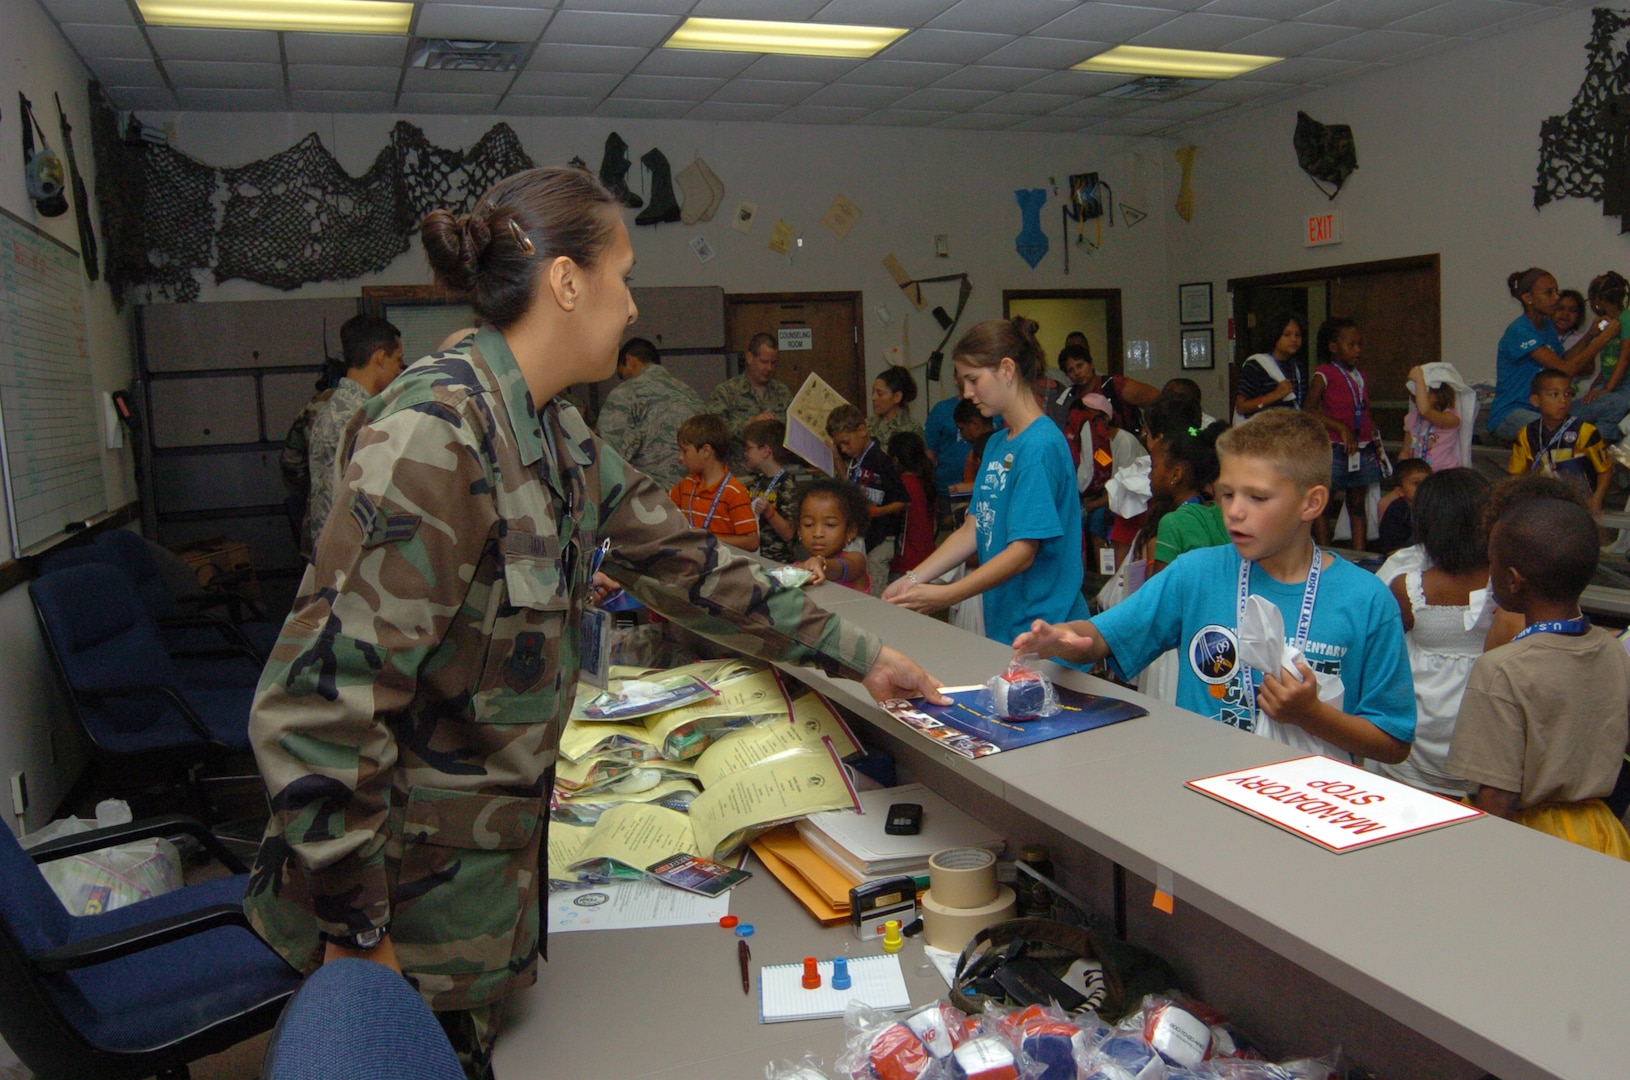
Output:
[[767, 1055, 836, 1080], [983, 653, 1061, 720], [837, 1002, 977, 1080], [1079, 995, 1342, 1080]]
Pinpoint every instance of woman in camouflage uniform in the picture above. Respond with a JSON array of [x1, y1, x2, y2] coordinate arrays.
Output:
[[243, 167, 944, 1078]]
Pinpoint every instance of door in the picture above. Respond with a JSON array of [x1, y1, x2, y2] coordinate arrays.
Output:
[[725, 293, 864, 408], [1003, 290, 1124, 377]]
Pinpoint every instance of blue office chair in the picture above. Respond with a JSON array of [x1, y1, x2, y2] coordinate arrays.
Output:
[[30, 564, 256, 818], [0, 813, 301, 1080], [94, 530, 281, 658], [262, 959, 464, 1080]]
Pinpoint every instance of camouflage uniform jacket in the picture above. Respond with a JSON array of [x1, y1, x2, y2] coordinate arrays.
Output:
[[868, 412, 924, 454], [281, 387, 335, 561], [305, 376, 371, 555], [243, 327, 882, 1012], [594, 363, 703, 491], [705, 373, 793, 439]]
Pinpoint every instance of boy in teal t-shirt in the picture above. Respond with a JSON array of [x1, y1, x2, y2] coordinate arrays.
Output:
[[1015, 409, 1414, 763]]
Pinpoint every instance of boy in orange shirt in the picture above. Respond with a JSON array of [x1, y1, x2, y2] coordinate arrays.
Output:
[[671, 413, 759, 552]]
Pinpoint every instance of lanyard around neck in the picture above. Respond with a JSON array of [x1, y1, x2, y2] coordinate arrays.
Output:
[[689, 471, 732, 530], [1236, 548, 1322, 719], [1513, 615, 1589, 640], [1531, 417, 1578, 469], [847, 442, 876, 484]]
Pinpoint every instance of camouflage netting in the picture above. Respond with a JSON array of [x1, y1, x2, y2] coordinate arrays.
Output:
[[1535, 8, 1630, 230], [89, 82, 535, 306]]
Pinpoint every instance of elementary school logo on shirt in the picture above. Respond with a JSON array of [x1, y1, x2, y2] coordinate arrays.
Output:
[[971, 453, 1015, 539], [1188, 624, 1239, 692]]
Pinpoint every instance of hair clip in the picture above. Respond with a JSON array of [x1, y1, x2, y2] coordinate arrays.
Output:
[[1188, 426, 1199, 437], [507, 219, 535, 255]]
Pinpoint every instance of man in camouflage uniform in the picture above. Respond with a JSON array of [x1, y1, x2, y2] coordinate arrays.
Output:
[[594, 336, 703, 490], [280, 380, 335, 560], [707, 331, 793, 442], [305, 314, 404, 555], [245, 327, 938, 1078]]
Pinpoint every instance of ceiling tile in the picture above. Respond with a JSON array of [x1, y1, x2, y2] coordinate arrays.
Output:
[[612, 74, 726, 100], [1012, 114, 1095, 132], [402, 68, 517, 93], [776, 104, 876, 124], [691, 0, 830, 16], [396, 91, 503, 112], [929, 0, 1081, 35], [1224, 19, 1350, 55], [88, 58, 167, 89], [709, 78, 822, 104], [41, 0, 135, 26], [635, 49, 759, 77], [561, 0, 689, 9], [1036, 3, 1181, 41], [284, 32, 409, 65], [973, 91, 1076, 115], [879, 28, 1013, 63], [802, 81, 910, 107], [1092, 116, 1171, 135], [527, 42, 649, 72], [1381, 35, 1469, 67], [1129, 99, 1231, 118], [292, 89, 398, 111], [497, 94, 603, 114], [1130, 12, 1276, 49], [1186, 76, 1295, 101], [855, 108, 954, 126], [103, 86, 179, 110], [1020, 67, 1134, 94], [1468, 8, 1561, 37], [166, 60, 285, 90], [811, 0, 960, 27], [1305, 28, 1439, 62], [1200, 0, 1334, 15], [176, 87, 288, 110], [931, 65, 1049, 92], [934, 112, 1025, 129], [1388, 0, 1539, 36], [450, 0, 557, 6], [977, 36, 1101, 68], [59, 23, 151, 59], [543, 10, 679, 46], [592, 97, 694, 117], [415, 4, 554, 41], [893, 86, 1001, 110], [837, 59, 961, 86], [146, 26, 281, 62], [1300, 0, 1454, 30], [737, 54, 864, 80], [288, 65, 402, 91], [1051, 95, 1143, 117], [686, 100, 788, 120], [1234, 54, 1356, 81], [509, 69, 621, 94]]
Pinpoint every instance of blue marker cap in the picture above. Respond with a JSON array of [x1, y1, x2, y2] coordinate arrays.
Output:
[[734, 923, 754, 938], [831, 956, 851, 990]]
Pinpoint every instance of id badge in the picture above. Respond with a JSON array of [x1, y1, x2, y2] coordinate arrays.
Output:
[[1098, 548, 1117, 575], [579, 605, 612, 689], [1346, 450, 1362, 473]]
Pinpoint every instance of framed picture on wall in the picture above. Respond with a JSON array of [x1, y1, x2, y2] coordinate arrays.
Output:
[[1181, 328, 1214, 370], [1178, 281, 1212, 325]]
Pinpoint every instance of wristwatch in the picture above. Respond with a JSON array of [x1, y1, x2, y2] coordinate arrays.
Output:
[[328, 925, 388, 951]]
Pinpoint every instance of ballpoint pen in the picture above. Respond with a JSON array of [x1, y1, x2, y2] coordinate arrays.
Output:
[[738, 938, 751, 995]]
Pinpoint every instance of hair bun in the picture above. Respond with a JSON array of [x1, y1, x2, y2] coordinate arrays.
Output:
[[421, 208, 488, 294]]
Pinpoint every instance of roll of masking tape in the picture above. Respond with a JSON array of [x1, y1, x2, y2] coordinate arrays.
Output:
[[921, 885, 1016, 953], [928, 847, 999, 909]]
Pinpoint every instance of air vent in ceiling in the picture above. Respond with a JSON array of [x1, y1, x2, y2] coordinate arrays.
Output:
[[410, 39, 528, 72], [1102, 76, 1212, 102]]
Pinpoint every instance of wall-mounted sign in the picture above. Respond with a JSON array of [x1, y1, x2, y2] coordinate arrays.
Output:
[[1305, 211, 1343, 247], [778, 327, 813, 351]]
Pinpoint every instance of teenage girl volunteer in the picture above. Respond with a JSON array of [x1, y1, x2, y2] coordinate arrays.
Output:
[[882, 317, 1089, 647], [1487, 267, 1617, 443]]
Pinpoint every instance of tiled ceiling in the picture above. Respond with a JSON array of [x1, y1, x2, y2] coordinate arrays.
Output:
[[40, 0, 1591, 135]]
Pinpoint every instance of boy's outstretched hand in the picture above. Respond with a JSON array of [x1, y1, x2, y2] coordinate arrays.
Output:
[[1011, 619, 1104, 665]]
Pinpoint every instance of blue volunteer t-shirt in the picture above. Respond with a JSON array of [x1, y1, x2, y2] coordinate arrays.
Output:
[[925, 396, 970, 502], [970, 417, 1088, 647], [1092, 546, 1415, 751], [1488, 314, 1561, 430]]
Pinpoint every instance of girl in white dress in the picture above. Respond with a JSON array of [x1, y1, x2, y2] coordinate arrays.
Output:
[[1377, 468, 1493, 796]]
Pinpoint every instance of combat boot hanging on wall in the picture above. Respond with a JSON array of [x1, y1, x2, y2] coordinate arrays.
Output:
[[635, 147, 681, 227], [599, 132, 643, 209]]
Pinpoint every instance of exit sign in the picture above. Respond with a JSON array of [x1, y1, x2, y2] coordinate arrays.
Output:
[[1305, 211, 1343, 247]]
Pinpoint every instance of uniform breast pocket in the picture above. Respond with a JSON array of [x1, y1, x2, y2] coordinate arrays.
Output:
[[474, 535, 574, 715]]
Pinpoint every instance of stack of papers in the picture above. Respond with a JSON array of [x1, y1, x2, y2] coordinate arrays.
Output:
[[796, 783, 1004, 881]]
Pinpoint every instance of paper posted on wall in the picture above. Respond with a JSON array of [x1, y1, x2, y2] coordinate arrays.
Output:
[[785, 372, 850, 474]]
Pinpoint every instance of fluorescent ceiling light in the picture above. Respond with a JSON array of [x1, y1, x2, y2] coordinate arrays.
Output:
[[1074, 45, 1279, 80], [664, 17, 906, 59], [136, 0, 412, 34]]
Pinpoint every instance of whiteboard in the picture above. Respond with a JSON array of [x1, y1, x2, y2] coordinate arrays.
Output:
[[0, 207, 107, 557]]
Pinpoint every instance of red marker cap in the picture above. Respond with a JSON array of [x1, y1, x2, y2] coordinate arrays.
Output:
[[719, 915, 739, 928]]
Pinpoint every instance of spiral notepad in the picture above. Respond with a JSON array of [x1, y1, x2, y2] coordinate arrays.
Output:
[[757, 954, 911, 1023]]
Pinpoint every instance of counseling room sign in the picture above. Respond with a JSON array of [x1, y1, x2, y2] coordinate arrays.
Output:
[[1187, 756, 1481, 853]]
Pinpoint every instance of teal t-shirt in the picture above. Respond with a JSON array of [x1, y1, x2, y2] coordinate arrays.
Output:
[[1152, 501, 1229, 565], [970, 417, 1088, 647]]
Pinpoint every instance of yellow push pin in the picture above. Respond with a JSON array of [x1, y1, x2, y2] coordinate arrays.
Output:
[[881, 919, 903, 954]]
